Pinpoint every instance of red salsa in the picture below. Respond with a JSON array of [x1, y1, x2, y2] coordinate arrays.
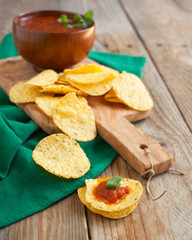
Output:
[[17, 15, 80, 33], [93, 178, 130, 204]]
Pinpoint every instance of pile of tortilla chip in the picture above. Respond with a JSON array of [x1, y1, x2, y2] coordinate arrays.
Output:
[[9, 64, 153, 180], [9, 64, 153, 143], [78, 177, 142, 219]]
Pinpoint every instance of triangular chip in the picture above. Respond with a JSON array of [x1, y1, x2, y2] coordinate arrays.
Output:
[[56, 73, 70, 85], [36, 95, 88, 118], [32, 134, 90, 178], [67, 73, 116, 96], [64, 64, 103, 74], [104, 97, 122, 103], [66, 72, 114, 84], [99, 64, 119, 76], [26, 69, 58, 86], [9, 82, 46, 103], [35, 95, 63, 117], [105, 72, 153, 111], [104, 87, 122, 103], [53, 93, 97, 141], [85, 178, 142, 212], [40, 84, 87, 96], [77, 96, 88, 104], [78, 186, 138, 219]]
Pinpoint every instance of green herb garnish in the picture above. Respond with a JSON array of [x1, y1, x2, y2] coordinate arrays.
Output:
[[73, 14, 84, 22], [57, 14, 72, 23], [58, 10, 94, 29], [66, 24, 74, 29], [73, 22, 87, 29], [106, 176, 122, 189], [84, 10, 94, 20]]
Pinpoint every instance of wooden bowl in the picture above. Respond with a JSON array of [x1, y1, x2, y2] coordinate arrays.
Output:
[[13, 10, 95, 72]]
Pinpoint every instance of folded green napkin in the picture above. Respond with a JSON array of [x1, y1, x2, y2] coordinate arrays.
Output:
[[0, 33, 146, 227]]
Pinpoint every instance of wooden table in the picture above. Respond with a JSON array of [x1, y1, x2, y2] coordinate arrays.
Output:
[[0, 0, 192, 239]]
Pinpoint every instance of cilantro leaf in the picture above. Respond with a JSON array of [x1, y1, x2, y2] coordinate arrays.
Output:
[[74, 22, 87, 29], [58, 10, 94, 29], [66, 24, 74, 29], [58, 14, 69, 23], [85, 18, 93, 27], [73, 14, 84, 22], [84, 10, 94, 20], [106, 176, 122, 189]]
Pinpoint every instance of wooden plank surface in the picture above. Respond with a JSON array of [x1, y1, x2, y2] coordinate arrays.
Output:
[[0, 0, 191, 240], [120, 0, 192, 131]]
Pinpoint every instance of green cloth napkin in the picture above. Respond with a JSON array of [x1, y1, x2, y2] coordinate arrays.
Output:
[[0, 33, 146, 228]]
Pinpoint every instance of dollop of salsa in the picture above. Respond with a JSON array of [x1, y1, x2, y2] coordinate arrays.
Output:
[[93, 180, 130, 204]]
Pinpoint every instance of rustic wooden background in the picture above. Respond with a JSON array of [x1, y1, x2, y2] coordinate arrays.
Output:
[[0, 0, 192, 239]]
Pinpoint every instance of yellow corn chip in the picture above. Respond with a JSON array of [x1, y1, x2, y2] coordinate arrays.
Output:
[[36, 95, 87, 118], [99, 64, 119, 76], [105, 72, 153, 111], [104, 88, 122, 103], [35, 95, 63, 117], [56, 79, 70, 85], [9, 82, 46, 103], [58, 72, 65, 77], [26, 69, 58, 86], [77, 64, 85, 68], [104, 97, 122, 103], [85, 178, 142, 212], [67, 73, 116, 96], [53, 93, 97, 142], [66, 72, 114, 85], [78, 186, 138, 219], [104, 87, 117, 98], [32, 133, 90, 178], [64, 65, 103, 74], [56, 73, 70, 85], [40, 84, 87, 96], [77, 96, 88, 104]]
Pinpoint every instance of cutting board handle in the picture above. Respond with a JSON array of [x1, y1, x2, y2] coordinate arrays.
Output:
[[96, 117, 174, 177]]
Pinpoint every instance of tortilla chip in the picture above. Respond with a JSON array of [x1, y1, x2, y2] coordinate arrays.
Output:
[[9, 82, 46, 103], [99, 64, 119, 76], [66, 72, 114, 85], [104, 88, 122, 103], [32, 133, 90, 178], [67, 73, 116, 96], [35, 95, 63, 117], [56, 73, 70, 85], [78, 186, 138, 219], [105, 72, 153, 111], [53, 93, 97, 142], [64, 65, 103, 74], [77, 96, 88, 104], [40, 84, 87, 96], [26, 69, 58, 86], [85, 178, 142, 212]]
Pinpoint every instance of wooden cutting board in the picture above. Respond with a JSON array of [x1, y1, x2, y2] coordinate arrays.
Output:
[[0, 56, 174, 177]]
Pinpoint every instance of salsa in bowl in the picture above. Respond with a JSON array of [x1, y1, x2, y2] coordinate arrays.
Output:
[[13, 10, 95, 72]]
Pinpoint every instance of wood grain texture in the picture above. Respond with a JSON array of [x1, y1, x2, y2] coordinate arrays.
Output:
[[120, 0, 192, 131], [0, 0, 192, 240], [3, 193, 89, 240], [78, 0, 192, 239]]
